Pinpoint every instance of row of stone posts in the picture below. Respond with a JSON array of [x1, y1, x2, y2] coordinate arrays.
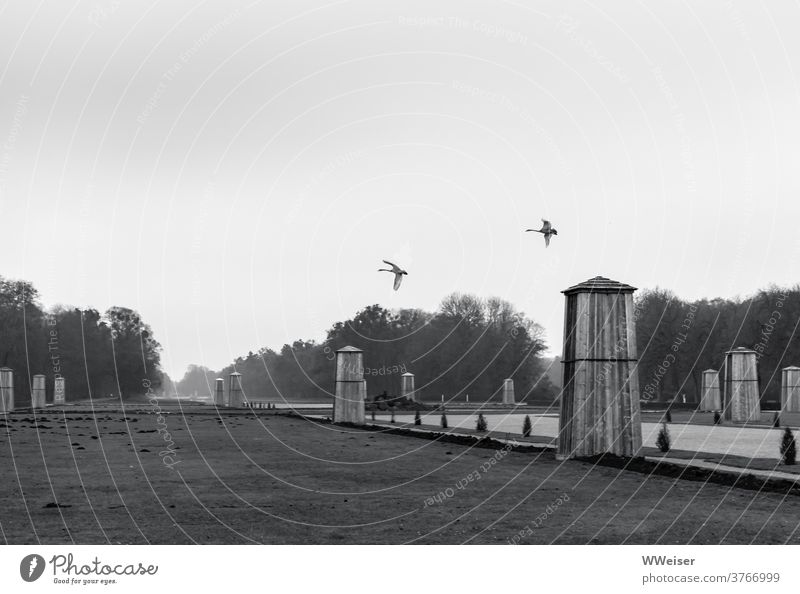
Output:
[[0, 368, 68, 412], [212, 372, 246, 408], [699, 356, 800, 416]]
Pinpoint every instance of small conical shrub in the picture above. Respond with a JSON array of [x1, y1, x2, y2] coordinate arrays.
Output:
[[665, 409, 672, 423], [414, 410, 421, 426], [441, 413, 448, 429], [522, 415, 532, 438], [713, 411, 721, 425], [390, 409, 396, 424], [371, 410, 375, 421], [780, 427, 796, 465], [656, 423, 671, 453], [476, 413, 488, 432], [773, 412, 781, 428]]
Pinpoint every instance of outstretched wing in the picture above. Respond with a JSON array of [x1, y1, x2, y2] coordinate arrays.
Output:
[[383, 259, 401, 273], [540, 219, 552, 233], [393, 273, 403, 291]]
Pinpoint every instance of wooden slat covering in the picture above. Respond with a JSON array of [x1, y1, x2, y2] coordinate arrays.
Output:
[[781, 366, 800, 412], [699, 369, 721, 411], [228, 372, 244, 408], [401, 373, 416, 402], [31, 374, 46, 409], [723, 348, 761, 422], [333, 346, 365, 424], [502, 378, 515, 404], [0, 367, 14, 413], [557, 277, 642, 459], [214, 378, 225, 407]]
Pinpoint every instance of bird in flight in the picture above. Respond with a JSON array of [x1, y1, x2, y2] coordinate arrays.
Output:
[[378, 260, 408, 290], [526, 219, 558, 247]]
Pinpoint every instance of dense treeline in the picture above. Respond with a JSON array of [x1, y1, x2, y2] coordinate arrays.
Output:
[[178, 293, 556, 403], [0, 276, 163, 404], [635, 285, 800, 406]]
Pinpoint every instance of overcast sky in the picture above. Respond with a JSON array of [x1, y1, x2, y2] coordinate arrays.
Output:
[[1, 0, 799, 379]]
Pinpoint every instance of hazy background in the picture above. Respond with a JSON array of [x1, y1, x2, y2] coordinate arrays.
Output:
[[1, 0, 799, 378]]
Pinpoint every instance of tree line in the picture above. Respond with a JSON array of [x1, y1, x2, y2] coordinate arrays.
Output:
[[0, 276, 163, 404], [635, 285, 800, 406], [177, 293, 556, 403]]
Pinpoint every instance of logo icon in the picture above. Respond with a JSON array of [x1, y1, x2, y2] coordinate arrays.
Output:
[[20, 554, 45, 582]]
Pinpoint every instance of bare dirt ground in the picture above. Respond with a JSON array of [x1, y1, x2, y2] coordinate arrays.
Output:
[[2, 405, 800, 545]]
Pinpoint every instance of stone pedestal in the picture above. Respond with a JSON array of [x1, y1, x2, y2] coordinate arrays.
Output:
[[228, 372, 244, 408], [723, 347, 761, 422], [0, 367, 13, 413], [401, 372, 416, 402], [214, 378, 225, 407], [54, 377, 66, 405], [699, 369, 721, 411], [781, 366, 800, 413], [502, 379, 515, 404], [32, 374, 46, 409], [333, 346, 365, 425], [557, 276, 642, 459]]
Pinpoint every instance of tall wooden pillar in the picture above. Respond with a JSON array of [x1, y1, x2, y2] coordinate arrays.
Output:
[[334, 346, 365, 424], [781, 366, 800, 413], [0, 367, 13, 413], [228, 372, 244, 408], [214, 378, 225, 407], [502, 379, 515, 404], [557, 276, 642, 460], [723, 347, 760, 422], [699, 369, 721, 411], [32, 374, 46, 409], [401, 372, 416, 402]]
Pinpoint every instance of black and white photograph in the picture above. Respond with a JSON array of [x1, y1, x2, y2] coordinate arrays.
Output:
[[1, 0, 799, 590]]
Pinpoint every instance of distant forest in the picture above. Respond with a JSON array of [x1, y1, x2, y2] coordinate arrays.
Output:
[[178, 294, 556, 403], [0, 276, 163, 404], [179, 285, 800, 406]]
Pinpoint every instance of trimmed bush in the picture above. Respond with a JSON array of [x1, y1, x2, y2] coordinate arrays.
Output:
[[522, 415, 532, 438], [773, 412, 781, 428], [656, 423, 671, 453], [713, 411, 721, 425], [441, 413, 448, 429], [780, 427, 796, 465], [414, 410, 421, 426], [476, 413, 488, 432], [390, 409, 396, 424], [371, 410, 375, 421], [665, 409, 672, 423]]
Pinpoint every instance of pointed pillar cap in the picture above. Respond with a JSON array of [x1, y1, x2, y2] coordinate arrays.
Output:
[[562, 276, 637, 295]]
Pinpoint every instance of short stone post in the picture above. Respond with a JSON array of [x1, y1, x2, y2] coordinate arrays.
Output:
[[723, 347, 761, 422], [228, 372, 244, 408], [54, 377, 66, 405], [781, 366, 800, 413], [557, 276, 642, 460], [0, 367, 13, 413], [699, 369, 721, 411], [333, 346, 365, 424], [502, 378, 515, 404], [214, 378, 225, 407], [401, 372, 416, 402], [32, 374, 46, 409]]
